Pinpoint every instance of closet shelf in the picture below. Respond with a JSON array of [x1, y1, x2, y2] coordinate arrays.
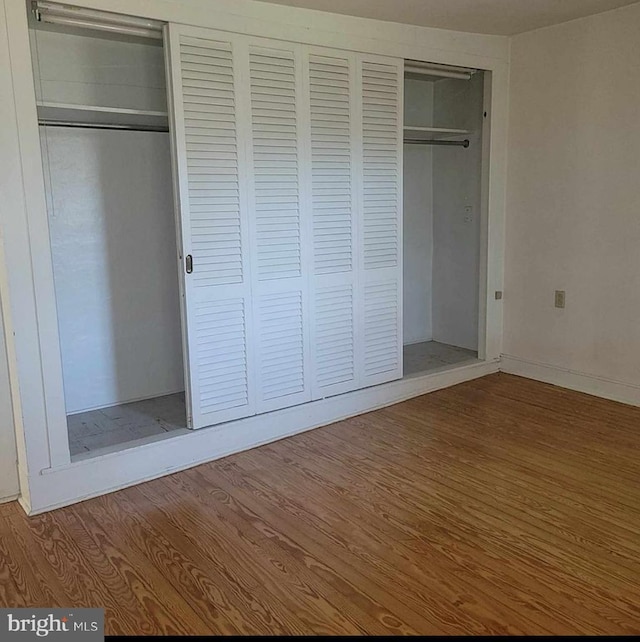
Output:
[[403, 126, 470, 140], [37, 102, 169, 130]]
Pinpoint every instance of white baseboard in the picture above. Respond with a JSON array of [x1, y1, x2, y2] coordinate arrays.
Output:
[[0, 493, 19, 505], [501, 355, 640, 408], [68, 387, 186, 416], [25, 359, 499, 515]]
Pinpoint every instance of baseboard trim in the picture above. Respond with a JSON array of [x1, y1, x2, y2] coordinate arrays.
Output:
[[25, 359, 499, 515], [0, 493, 19, 505], [68, 388, 186, 416], [501, 355, 640, 408]]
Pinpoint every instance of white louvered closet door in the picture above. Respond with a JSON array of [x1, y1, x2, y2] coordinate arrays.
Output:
[[166, 25, 255, 428], [358, 55, 404, 387], [305, 49, 360, 399], [245, 42, 312, 414]]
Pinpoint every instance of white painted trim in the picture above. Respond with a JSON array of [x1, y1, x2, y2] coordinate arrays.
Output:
[[501, 355, 640, 408], [482, 66, 508, 361], [0, 493, 19, 505], [3, 0, 71, 473], [25, 359, 499, 514], [67, 387, 186, 416], [43, 0, 509, 68]]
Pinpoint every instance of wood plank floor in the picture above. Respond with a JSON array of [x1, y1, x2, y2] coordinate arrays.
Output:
[[2, 373, 640, 635]]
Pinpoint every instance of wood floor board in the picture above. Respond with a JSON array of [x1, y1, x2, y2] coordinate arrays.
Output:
[[308, 408, 640, 610], [192, 461, 456, 634], [68, 501, 217, 636], [0, 514, 66, 610], [248, 434, 634, 634], [189, 465, 444, 636], [96, 487, 274, 635], [225, 451, 560, 635], [137, 474, 358, 636], [169, 467, 406, 635], [2, 373, 640, 635], [434, 385, 640, 473], [320, 408, 640, 560]]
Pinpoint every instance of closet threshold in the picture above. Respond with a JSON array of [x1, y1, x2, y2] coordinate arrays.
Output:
[[71, 423, 190, 462]]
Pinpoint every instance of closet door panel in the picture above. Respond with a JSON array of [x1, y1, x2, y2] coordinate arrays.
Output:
[[306, 50, 359, 398], [247, 42, 312, 413], [167, 25, 255, 428], [363, 279, 401, 381], [358, 56, 404, 387], [314, 280, 356, 391], [257, 289, 305, 403]]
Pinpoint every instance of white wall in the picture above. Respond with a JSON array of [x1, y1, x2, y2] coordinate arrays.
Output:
[[30, 26, 167, 111], [44, 127, 184, 413], [31, 26, 183, 414], [431, 74, 483, 351], [0, 302, 18, 501], [403, 79, 434, 344], [504, 3, 640, 391]]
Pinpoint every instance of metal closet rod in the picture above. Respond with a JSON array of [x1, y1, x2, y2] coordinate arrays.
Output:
[[38, 121, 169, 133], [404, 138, 470, 148]]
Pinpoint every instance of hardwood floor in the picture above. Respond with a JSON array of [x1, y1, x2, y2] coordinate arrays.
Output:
[[2, 373, 640, 635]]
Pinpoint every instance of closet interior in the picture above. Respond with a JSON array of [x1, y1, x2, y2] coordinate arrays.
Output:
[[25, 0, 490, 463], [29, 11, 188, 457], [402, 62, 484, 377]]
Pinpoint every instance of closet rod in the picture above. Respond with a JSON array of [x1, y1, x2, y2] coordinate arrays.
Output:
[[38, 121, 169, 133], [404, 138, 470, 148]]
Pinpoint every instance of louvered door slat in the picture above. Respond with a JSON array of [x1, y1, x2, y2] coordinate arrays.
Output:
[[361, 60, 401, 272], [248, 43, 311, 412], [250, 48, 301, 283], [181, 37, 241, 289], [257, 292, 305, 399], [168, 26, 255, 428], [359, 56, 403, 387], [314, 285, 355, 389], [307, 51, 359, 399]]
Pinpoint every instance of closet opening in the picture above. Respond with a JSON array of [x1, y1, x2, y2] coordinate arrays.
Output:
[[402, 61, 486, 378], [28, 2, 188, 459]]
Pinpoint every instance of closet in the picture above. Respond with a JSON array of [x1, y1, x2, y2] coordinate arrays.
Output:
[[29, 9, 187, 456], [25, 0, 489, 466], [402, 62, 485, 377], [5, 0, 507, 512], [27, 2, 406, 458]]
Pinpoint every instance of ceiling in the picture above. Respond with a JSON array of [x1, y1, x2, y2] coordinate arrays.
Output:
[[251, 0, 640, 35]]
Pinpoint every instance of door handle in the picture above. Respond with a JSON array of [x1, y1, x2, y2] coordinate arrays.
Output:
[[185, 254, 193, 274]]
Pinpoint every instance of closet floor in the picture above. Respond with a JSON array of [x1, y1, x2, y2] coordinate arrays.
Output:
[[67, 392, 187, 457], [403, 340, 478, 377]]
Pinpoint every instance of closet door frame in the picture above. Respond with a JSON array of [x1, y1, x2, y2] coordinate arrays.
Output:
[[1, 0, 72, 478]]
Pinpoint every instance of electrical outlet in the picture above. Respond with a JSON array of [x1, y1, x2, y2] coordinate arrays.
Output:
[[554, 290, 566, 308]]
